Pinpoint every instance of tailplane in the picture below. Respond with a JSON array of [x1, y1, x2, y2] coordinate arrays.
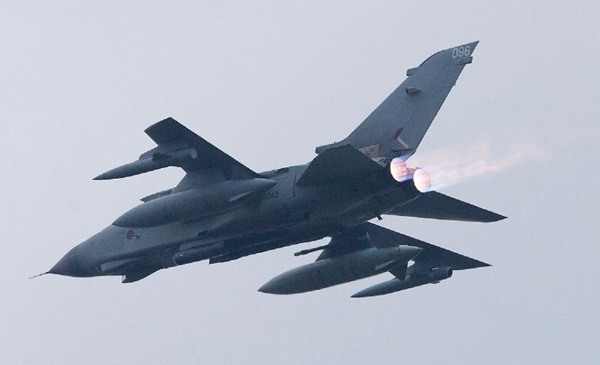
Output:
[[386, 191, 506, 223]]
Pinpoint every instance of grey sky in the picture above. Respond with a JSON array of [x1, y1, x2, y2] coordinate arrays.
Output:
[[1, 1, 598, 364]]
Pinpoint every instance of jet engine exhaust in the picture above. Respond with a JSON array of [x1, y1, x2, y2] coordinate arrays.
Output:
[[389, 158, 431, 193], [390, 159, 409, 182], [413, 168, 431, 193]]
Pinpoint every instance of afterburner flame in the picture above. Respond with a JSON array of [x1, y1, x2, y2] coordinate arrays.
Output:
[[390, 157, 431, 192], [390, 158, 409, 182], [413, 168, 431, 192], [408, 140, 542, 190]]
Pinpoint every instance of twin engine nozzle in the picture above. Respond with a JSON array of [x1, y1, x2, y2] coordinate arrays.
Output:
[[389, 158, 431, 192]]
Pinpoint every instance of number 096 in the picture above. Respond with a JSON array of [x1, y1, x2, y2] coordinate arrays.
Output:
[[452, 46, 471, 58]]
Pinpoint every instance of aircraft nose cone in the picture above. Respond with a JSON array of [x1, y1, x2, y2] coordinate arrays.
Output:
[[49, 247, 86, 277], [258, 277, 286, 294]]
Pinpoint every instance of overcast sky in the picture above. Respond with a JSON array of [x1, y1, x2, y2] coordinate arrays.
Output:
[[2, 1, 599, 364]]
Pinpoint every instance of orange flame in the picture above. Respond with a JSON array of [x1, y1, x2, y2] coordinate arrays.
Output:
[[408, 140, 542, 190]]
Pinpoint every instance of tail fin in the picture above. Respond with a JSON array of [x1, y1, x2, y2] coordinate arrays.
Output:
[[316, 41, 478, 160]]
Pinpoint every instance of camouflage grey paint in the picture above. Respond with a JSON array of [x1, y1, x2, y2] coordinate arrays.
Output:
[[46, 42, 503, 297]]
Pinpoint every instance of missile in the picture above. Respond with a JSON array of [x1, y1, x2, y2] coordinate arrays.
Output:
[[258, 246, 422, 295], [94, 148, 198, 180], [113, 178, 276, 227], [351, 266, 453, 298]]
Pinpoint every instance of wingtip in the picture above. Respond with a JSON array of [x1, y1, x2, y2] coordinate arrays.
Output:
[[474, 260, 492, 269], [489, 214, 507, 223], [145, 116, 179, 131], [479, 211, 507, 223]]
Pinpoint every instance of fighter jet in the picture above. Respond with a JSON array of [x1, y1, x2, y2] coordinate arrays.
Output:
[[44, 41, 505, 297]]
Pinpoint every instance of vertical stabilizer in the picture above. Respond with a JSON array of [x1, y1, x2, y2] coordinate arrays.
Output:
[[316, 41, 478, 161]]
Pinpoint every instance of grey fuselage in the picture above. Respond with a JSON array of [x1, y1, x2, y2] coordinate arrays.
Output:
[[58, 162, 420, 280]]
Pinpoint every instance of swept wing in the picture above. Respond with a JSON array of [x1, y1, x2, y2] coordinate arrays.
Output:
[[95, 117, 259, 180]]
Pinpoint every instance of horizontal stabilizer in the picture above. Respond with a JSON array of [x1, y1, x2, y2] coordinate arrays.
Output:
[[296, 145, 382, 186], [386, 191, 506, 223]]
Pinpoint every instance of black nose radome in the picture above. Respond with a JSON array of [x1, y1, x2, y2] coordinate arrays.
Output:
[[49, 247, 86, 277]]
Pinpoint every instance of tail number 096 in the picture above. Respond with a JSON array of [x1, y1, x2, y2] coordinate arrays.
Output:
[[452, 46, 471, 59]]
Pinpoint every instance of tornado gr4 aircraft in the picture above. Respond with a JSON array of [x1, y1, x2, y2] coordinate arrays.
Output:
[[44, 41, 505, 297]]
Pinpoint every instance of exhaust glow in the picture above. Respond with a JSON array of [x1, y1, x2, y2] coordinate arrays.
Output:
[[413, 169, 431, 192], [408, 140, 542, 190], [390, 158, 409, 182], [390, 157, 431, 192]]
